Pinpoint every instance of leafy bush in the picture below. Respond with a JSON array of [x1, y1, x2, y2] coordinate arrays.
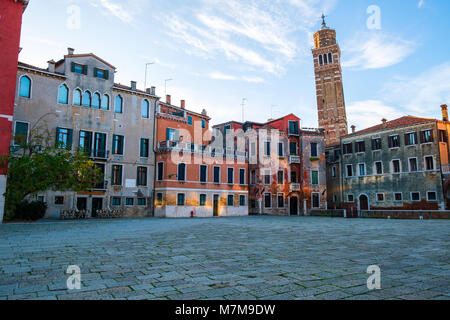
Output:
[[13, 200, 47, 221]]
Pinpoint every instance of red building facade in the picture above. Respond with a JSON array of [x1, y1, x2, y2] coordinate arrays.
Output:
[[0, 0, 28, 221]]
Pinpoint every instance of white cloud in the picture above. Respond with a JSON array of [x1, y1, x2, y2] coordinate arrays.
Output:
[[95, 0, 145, 24], [418, 0, 425, 8], [343, 32, 416, 69], [209, 72, 265, 83], [346, 100, 404, 129]]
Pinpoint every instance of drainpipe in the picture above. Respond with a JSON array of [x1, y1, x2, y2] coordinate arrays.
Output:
[[151, 99, 160, 217]]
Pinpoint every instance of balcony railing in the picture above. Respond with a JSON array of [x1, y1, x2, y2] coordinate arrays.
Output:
[[157, 141, 248, 159], [289, 155, 301, 164]]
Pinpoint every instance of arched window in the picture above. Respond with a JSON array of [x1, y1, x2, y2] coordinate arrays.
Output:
[[58, 84, 69, 104], [19, 76, 31, 98], [83, 91, 91, 107], [142, 99, 149, 118], [101, 94, 109, 110], [318, 55, 323, 66], [328, 53, 333, 64], [73, 89, 82, 106], [323, 53, 328, 64], [115, 95, 123, 113], [92, 92, 101, 109]]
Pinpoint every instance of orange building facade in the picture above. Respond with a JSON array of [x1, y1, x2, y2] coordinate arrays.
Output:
[[154, 96, 249, 217]]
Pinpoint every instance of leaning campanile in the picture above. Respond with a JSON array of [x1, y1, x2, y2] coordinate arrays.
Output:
[[312, 15, 348, 146]]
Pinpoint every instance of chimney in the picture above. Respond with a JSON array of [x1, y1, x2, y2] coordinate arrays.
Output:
[[351, 125, 356, 134], [67, 47, 75, 55], [47, 59, 56, 73], [381, 118, 387, 128], [441, 104, 448, 121], [130, 81, 137, 91], [202, 109, 207, 116], [180, 100, 185, 109], [166, 95, 171, 105], [151, 86, 156, 95], [146, 88, 151, 94]]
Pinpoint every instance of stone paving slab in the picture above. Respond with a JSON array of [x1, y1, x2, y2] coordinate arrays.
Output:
[[0, 217, 449, 300]]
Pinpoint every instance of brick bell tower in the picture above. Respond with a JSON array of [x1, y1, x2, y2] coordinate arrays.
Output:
[[312, 15, 348, 146]]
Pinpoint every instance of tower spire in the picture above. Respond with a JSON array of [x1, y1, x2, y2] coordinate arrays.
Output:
[[321, 13, 328, 29]]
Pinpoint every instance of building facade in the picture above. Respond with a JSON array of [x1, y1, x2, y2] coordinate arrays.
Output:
[[312, 15, 348, 147], [154, 96, 249, 218], [0, 0, 29, 222], [12, 48, 157, 218], [333, 112, 450, 212]]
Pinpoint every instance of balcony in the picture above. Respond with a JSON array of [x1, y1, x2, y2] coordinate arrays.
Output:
[[290, 183, 301, 192], [157, 141, 248, 159], [289, 155, 301, 164]]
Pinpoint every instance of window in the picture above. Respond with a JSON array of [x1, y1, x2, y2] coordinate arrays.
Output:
[[187, 116, 193, 125], [126, 198, 134, 206], [425, 156, 434, 171], [227, 168, 234, 184], [288, 121, 299, 135], [91, 92, 101, 109], [264, 193, 271, 208], [177, 193, 185, 206], [405, 132, 417, 146], [346, 164, 353, 177], [115, 95, 123, 113], [200, 165, 207, 183], [201, 119, 206, 129], [140, 138, 149, 157], [358, 163, 366, 176], [101, 94, 109, 110], [328, 52, 333, 64], [239, 195, 246, 206], [157, 162, 164, 181], [199, 194, 206, 206], [142, 100, 149, 118], [331, 166, 337, 178], [178, 163, 186, 181], [311, 170, 319, 185], [156, 193, 163, 206], [213, 167, 220, 184], [19, 76, 31, 98], [112, 197, 121, 206], [291, 170, 297, 183], [394, 193, 403, 201], [343, 143, 353, 154], [250, 142, 256, 157], [411, 192, 420, 202], [420, 130, 434, 143], [54, 196, 64, 205], [392, 160, 401, 173], [311, 143, 318, 157], [319, 55, 323, 66], [374, 161, 383, 175], [250, 170, 256, 185], [112, 135, 124, 155], [94, 68, 108, 79], [94, 163, 105, 189], [14, 121, 29, 145], [239, 169, 245, 185], [409, 158, 418, 172], [355, 141, 365, 153], [111, 165, 123, 185], [324, 53, 328, 64], [56, 127, 73, 150], [93, 132, 107, 158], [376, 193, 385, 202], [289, 142, 297, 155], [82, 91, 91, 107], [264, 141, 271, 157], [73, 89, 82, 106], [439, 130, 448, 143], [137, 167, 147, 186], [277, 170, 284, 184], [227, 195, 234, 206], [347, 195, 354, 202], [278, 142, 284, 157], [264, 170, 271, 185], [277, 194, 284, 208], [312, 193, 320, 208], [427, 191, 437, 202], [71, 63, 86, 75], [78, 131, 92, 155], [58, 84, 69, 104], [388, 135, 400, 148], [138, 198, 147, 206], [372, 138, 382, 150]]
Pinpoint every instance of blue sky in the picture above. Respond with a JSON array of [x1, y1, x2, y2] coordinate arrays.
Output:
[[19, 0, 450, 129]]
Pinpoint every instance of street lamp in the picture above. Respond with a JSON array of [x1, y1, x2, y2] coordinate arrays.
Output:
[[144, 62, 155, 89]]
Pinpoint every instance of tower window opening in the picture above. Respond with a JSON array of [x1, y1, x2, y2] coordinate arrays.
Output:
[[319, 55, 323, 66], [324, 53, 328, 64], [328, 53, 333, 64]]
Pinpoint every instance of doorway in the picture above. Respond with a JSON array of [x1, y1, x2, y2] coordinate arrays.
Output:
[[290, 196, 298, 216], [91, 198, 103, 217], [213, 195, 219, 217], [359, 194, 369, 215], [76, 198, 87, 211]]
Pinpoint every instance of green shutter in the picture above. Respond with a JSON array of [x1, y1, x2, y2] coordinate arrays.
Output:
[[82, 65, 88, 75], [104, 70, 109, 80], [166, 128, 170, 141], [67, 129, 73, 150], [137, 167, 140, 185], [119, 136, 124, 154], [71, 62, 75, 72], [93, 67, 98, 77], [55, 127, 60, 147]]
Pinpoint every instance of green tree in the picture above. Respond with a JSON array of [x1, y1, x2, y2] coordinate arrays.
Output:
[[1, 122, 102, 221]]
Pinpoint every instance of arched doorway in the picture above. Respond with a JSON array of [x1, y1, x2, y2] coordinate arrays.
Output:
[[290, 197, 298, 216], [359, 194, 369, 211]]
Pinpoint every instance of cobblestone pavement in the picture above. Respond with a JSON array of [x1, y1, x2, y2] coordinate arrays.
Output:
[[0, 216, 448, 300]]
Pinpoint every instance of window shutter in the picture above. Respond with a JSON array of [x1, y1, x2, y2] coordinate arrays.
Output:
[[420, 131, 425, 143], [140, 139, 144, 157], [71, 62, 75, 72], [94, 67, 98, 77], [67, 129, 73, 150], [166, 128, 170, 141], [82, 65, 88, 75], [137, 167, 140, 185], [119, 137, 124, 154], [104, 70, 109, 80]]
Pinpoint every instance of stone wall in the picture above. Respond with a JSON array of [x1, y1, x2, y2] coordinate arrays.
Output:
[[361, 210, 450, 220], [309, 209, 346, 217]]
